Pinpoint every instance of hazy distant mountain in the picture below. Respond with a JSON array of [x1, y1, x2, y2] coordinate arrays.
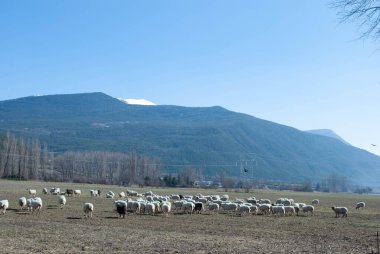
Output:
[[1, 92, 379, 185], [306, 129, 350, 145]]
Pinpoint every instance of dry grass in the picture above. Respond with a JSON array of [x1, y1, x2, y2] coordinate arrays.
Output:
[[0, 180, 379, 253]]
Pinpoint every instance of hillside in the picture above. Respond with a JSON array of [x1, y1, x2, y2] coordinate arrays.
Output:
[[1, 92, 379, 185], [306, 129, 350, 145]]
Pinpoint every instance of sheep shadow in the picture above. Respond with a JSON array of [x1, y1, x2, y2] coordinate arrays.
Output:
[[66, 216, 82, 220]]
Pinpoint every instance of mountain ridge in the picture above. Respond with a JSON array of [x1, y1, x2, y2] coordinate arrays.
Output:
[[1, 92, 379, 185]]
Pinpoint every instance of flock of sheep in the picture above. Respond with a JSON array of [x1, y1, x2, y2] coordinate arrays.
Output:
[[0, 187, 367, 219]]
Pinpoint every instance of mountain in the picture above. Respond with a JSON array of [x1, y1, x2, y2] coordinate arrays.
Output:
[[306, 129, 350, 145], [1, 92, 379, 185]]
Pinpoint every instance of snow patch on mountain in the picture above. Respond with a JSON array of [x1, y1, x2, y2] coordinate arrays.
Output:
[[118, 98, 156, 106]]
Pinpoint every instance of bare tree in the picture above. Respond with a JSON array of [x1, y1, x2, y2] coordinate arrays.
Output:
[[331, 0, 380, 41]]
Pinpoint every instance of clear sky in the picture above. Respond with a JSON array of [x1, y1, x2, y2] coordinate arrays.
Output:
[[1, 1, 379, 155]]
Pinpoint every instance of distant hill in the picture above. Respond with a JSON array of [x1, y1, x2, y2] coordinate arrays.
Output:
[[306, 129, 350, 145], [1, 92, 380, 185]]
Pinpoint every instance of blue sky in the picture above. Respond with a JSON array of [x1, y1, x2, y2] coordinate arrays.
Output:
[[1, 1, 379, 155]]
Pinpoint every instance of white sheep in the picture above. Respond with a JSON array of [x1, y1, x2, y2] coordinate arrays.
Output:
[[58, 195, 66, 209], [302, 205, 314, 215], [83, 203, 94, 218], [74, 189, 81, 196], [31, 197, 43, 214], [27, 188, 37, 197], [106, 191, 115, 199], [0, 200, 9, 214], [258, 204, 271, 215], [42, 188, 48, 195], [161, 202, 171, 216], [145, 203, 156, 215], [355, 202, 365, 209], [311, 199, 319, 206], [284, 206, 295, 216], [331, 206, 348, 217], [118, 192, 126, 198], [271, 205, 285, 216], [208, 203, 220, 213], [19, 197, 27, 210], [239, 204, 251, 216], [182, 202, 195, 214]]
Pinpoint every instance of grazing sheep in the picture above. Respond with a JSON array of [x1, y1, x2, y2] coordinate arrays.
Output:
[[161, 202, 171, 216], [90, 190, 101, 197], [115, 201, 127, 218], [0, 200, 9, 214], [50, 188, 60, 195], [106, 191, 115, 199], [145, 203, 156, 215], [26, 198, 33, 211], [42, 188, 48, 195], [27, 189, 37, 197], [182, 202, 195, 214], [271, 205, 285, 216], [83, 203, 94, 218], [208, 203, 220, 213], [258, 204, 272, 215], [58, 195, 66, 209], [30, 197, 43, 214], [311, 199, 319, 206], [118, 192, 126, 198], [73, 190, 81, 196], [194, 202, 204, 214], [19, 197, 27, 210], [220, 195, 229, 201], [66, 189, 74, 196], [259, 199, 271, 204], [302, 205, 314, 215], [331, 207, 348, 218], [284, 206, 295, 216], [239, 205, 251, 216], [355, 202, 365, 209]]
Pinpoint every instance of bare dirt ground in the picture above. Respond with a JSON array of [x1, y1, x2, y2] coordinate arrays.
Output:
[[0, 180, 379, 253]]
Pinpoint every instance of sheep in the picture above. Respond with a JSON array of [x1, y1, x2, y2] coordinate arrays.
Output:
[[194, 202, 204, 214], [311, 199, 319, 206], [0, 200, 9, 215], [271, 205, 285, 216], [145, 203, 156, 215], [118, 192, 126, 198], [27, 188, 37, 197], [284, 206, 295, 216], [74, 189, 81, 196], [182, 202, 195, 214], [83, 203, 94, 218], [42, 188, 48, 195], [115, 200, 127, 218], [171, 194, 180, 200], [161, 202, 171, 216], [66, 189, 74, 196], [90, 190, 100, 197], [249, 205, 258, 215], [220, 195, 229, 201], [302, 205, 314, 215], [239, 204, 251, 216], [355, 202, 365, 209], [106, 191, 115, 199], [258, 204, 271, 215], [50, 188, 60, 195], [19, 197, 27, 210], [26, 198, 33, 211], [208, 202, 220, 213], [30, 197, 43, 214], [259, 199, 271, 204], [246, 198, 257, 205], [58, 195, 66, 209], [225, 203, 238, 214], [331, 207, 348, 218], [173, 200, 184, 213]]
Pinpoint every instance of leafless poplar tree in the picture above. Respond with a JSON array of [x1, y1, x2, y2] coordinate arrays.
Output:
[[331, 0, 380, 42]]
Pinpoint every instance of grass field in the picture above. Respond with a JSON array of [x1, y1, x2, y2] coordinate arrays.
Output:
[[0, 179, 379, 253]]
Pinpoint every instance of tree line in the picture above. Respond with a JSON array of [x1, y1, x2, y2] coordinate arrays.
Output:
[[0, 133, 198, 187]]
